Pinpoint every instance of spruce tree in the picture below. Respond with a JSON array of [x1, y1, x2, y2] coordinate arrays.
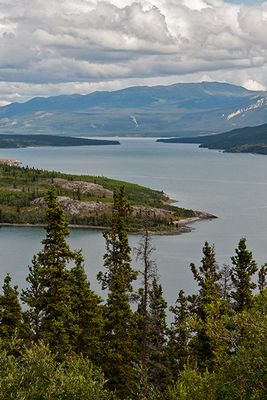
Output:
[[258, 264, 267, 295], [70, 259, 103, 362], [231, 238, 257, 312], [219, 264, 233, 304], [190, 241, 223, 370], [168, 289, 190, 378], [191, 242, 222, 319], [97, 187, 138, 397], [21, 255, 46, 339], [22, 188, 102, 358], [135, 230, 157, 370], [147, 278, 171, 390], [0, 274, 25, 350], [22, 188, 76, 354]]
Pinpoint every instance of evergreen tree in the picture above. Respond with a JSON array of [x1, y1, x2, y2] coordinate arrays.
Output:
[[146, 278, 171, 390], [219, 264, 233, 304], [135, 230, 157, 370], [231, 238, 258, 312], [0, 274, 25, 351], [135, 231, 172, 393], [70, 260, 103, 362], [22, 188, 101, 358], [168, 289, 190, 379], [258, 264, 267, 295], [190, 242, 222, 320], [190, 242, 223, 370], [97, 187, 138, 398], [21, 255, 46, 339], [22, 188, 77, 354]]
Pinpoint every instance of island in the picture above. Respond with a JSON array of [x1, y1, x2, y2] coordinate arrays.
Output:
[[0, 134, 120, 148], [0, 163, 215, 234], [157, 122, 267, 155]]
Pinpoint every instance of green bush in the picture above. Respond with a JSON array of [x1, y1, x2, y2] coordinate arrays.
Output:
[[0, 342, 115, 400]]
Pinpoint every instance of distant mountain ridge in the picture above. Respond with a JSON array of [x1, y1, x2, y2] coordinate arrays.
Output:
[[157, 122, 267, 155], [0, 82, 267, 137]]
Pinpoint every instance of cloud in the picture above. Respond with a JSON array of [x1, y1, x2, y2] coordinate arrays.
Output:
[[0, 0, 267, 103], [242, 79, 266, 91]]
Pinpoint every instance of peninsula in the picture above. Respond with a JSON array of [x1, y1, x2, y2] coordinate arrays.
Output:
[[157, 122, 267, 155], [0, 134, 120, 148], [0, 164, 214, 234]]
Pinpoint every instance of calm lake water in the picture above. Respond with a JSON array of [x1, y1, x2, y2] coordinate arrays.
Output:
[[1, 138, 267, 305]]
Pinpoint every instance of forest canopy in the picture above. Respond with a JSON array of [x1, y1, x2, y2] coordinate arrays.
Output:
[[0, 188, 266, 399]]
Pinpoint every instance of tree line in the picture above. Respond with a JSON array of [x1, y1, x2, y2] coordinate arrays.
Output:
[[0, 187, 266, 399]]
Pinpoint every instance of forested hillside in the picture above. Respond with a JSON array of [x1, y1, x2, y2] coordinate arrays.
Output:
[[0, 134, 120, 148], [0, 189, 266, 399], [158, 122, 267, 155]]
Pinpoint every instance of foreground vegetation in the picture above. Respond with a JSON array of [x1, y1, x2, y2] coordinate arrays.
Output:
[[0, 188, 266, 399], [0, 164, 201, 232]]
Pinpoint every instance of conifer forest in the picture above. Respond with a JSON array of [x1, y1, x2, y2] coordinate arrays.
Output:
[[0, 186, 266, 400]]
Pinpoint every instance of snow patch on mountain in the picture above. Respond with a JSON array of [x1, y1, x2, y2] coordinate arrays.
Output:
[[130, 115, 139, 128], [34, 111, 53, 119], [227, 97, 267, 120]]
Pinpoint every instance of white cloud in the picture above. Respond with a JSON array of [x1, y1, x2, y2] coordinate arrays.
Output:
[[242, 79, 266, 91], [0, 0, 267, 104]]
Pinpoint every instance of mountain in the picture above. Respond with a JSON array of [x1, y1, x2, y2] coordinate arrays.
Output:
[[157, 123, 267, 155], [0, 82, 267, 137]]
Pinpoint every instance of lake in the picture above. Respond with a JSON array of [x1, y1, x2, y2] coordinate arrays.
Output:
[[1, 138, 267, 306]]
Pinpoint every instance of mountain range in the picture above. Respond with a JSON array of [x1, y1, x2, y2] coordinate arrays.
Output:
[[0, 82, 267, 137]]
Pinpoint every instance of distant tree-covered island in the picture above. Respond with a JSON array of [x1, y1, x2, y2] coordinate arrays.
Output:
[[0, 134, 120, 148], [157, 122, 267, 155], [0, 164, 214, 233]]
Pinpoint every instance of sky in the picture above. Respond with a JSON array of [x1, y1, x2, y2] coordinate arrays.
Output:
[[0, 0, 267, 105]]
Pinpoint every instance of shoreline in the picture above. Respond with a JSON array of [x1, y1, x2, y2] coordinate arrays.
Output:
[[0, 214, 216, 236]]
